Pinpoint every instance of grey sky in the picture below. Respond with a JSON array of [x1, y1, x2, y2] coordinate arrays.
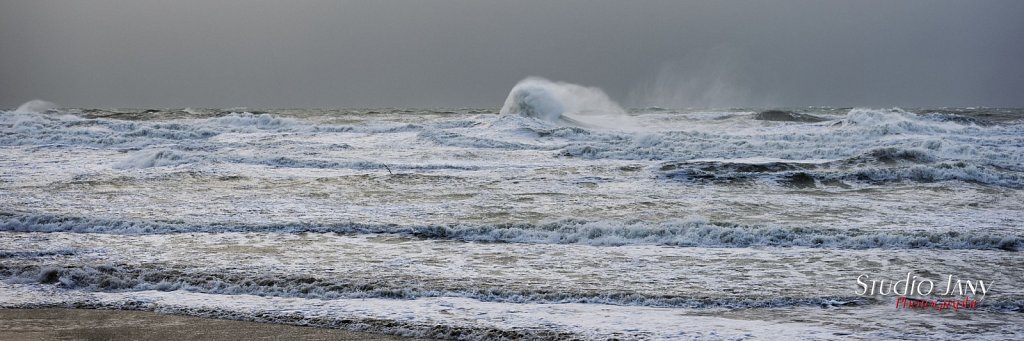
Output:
[[2, 0, 1022, 108]]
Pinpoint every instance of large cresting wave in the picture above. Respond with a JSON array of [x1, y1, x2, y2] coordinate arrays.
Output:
[[13, 99, 59, 113], [499, 77, 630, 128], [1, 213, 1018, 251]]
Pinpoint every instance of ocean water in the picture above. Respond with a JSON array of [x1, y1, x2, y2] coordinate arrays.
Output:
[[2, 87, 1023, 339]]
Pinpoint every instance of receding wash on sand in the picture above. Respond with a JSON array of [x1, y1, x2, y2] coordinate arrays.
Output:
[[0, 308, 439, 341]]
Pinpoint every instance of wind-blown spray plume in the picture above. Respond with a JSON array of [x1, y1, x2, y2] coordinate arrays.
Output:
[[14, 99, 60, 113], [499, 77, 630, 128]]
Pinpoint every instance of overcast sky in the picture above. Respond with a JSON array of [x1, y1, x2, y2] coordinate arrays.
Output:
[[2, 0, 1022, 109]]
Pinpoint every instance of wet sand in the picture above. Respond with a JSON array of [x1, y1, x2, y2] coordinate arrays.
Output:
[[0, 308, 438, 341]]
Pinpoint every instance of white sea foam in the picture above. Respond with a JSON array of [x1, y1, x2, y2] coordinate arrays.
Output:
[[113, 149, 197, 169], [499, 77, 635, 129], [1, 259, 1021, 339], [209, 112, 299, 130], [0, 283, 935, 341], [0, 213, 1017, 250], [3, 107, 1020, 174], [555, 108, 1024, 169], [0, 262, 868, 309], [1, 105, 1022, 339]]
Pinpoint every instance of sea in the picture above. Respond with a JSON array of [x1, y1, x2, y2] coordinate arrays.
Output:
[[1, 80, 1023, 340]]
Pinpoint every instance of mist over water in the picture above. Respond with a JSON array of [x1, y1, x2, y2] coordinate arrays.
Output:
[[627, 59, 768, 109]]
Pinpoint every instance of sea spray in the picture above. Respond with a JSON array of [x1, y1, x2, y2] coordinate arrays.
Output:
[[499, 77, 634, 129], [14, 99, 59, 113]]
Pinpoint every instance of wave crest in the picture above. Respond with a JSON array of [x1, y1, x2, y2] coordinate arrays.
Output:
[[13, 100, 59, 114], [499, 77, 626, 126], [0, 213, 1017, 251], [113, 149, 196, 169]]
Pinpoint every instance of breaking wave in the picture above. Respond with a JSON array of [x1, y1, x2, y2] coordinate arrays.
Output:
[[114, 149, 197, 169], [0, 111, 355, 148], [207, 112, 298, 129], [227, 155, 479, 172], [752, 110, 826, 122], [1, 214, 1018, 251], [0, 263, 867, 310], [0, 249, 76, 258], [499, 77, 632, 128], [558, 107, 1022, 160], [13, 99, 59, 113], [659, 147, 1024, 188]]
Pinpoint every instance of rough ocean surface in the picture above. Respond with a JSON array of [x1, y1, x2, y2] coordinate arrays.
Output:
[[1, 97, 1023, 339]]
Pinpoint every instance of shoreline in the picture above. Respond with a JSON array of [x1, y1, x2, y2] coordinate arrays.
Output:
[[0, 308, 439, 341]]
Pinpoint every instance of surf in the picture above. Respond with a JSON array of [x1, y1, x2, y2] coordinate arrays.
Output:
[[499, 77, 634, 129], [13, 99, 59, 113]]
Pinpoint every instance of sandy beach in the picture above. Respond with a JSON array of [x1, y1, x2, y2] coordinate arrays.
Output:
[[0, 308, 435, 341]]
